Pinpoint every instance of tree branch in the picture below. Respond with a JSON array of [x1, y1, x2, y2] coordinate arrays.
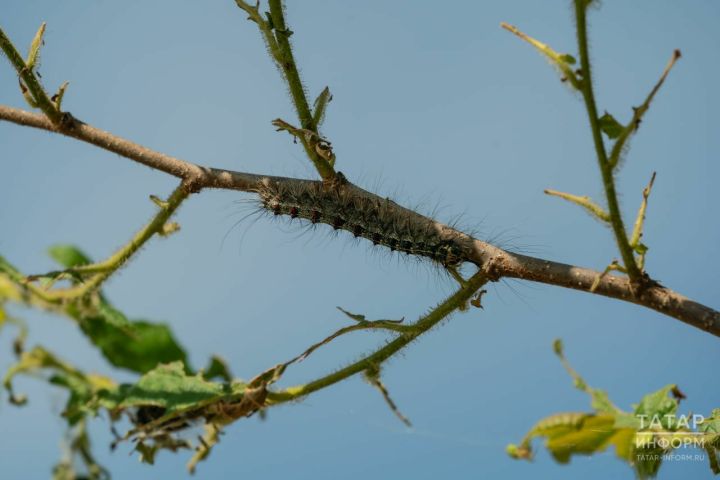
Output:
[[1, 104, 718, 337]]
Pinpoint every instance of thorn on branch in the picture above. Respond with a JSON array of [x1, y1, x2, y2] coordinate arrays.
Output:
[[150, 194, 170, 209], [364, 365, 412, 427], [470, 289, 488, 309]]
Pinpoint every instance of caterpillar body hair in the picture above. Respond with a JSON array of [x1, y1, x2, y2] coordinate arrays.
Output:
[[255, 173, 473, 267]]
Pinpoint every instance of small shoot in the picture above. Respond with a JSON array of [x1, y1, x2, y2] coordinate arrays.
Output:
[[25, 22, 46, 71], [598, 112, 623, 139], [51, 81, 69, 110], [544, 189, 610, 223], [589, 260, 625, 293], [272, 117, 336, 166], [149, 194, 170, 209], [0, 24, 64, 123], [19, 22, 47, 108], [609, 51, 682, 169], [312, 86, 332, 130], [501, 23, 581, 89], [629, 172, 657, 271]]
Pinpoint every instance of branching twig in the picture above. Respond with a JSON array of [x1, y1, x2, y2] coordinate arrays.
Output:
[[38, 183, 190, 301], [609, 51, 682, 169], [281, 309, 415, 367], [267, 270, 490, 403], [0, 25, 63, 124], [235, 0, 335, 180]]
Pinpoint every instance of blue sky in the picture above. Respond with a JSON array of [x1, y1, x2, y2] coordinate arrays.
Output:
[[1, 1, 719, 479]]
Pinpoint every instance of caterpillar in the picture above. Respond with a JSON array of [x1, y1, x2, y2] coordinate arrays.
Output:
[[255, 173, 472, 267]]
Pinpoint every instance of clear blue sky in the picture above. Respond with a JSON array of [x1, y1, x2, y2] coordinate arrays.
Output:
[[1, 1, 719, 479]]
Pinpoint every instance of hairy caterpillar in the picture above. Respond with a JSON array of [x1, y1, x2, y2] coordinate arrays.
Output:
[[254, 173, 473, 267]]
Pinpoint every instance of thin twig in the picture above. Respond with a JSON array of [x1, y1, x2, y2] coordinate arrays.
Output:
[[609, 51, 682, 169], [235, 0, 335, 179], [573, 1, 642, 282], [267, 270, 489, 403], [40, 183, 190, 301]]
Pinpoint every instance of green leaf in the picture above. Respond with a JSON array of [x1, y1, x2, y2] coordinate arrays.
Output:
[[699, 409, 720, 435], [48, 244, 92, 268], [510, 341, 720, 477], [559, 54, 576, 65], [99, 362, 281, 473], [507, 412, 636, 463], [94, 302, 134, 332], [598, 112, 624, 139], [632, 384, 678, 428], [202, 355, 233, 382], [79, 318, 188, 374], [100, 362, 240, 414]]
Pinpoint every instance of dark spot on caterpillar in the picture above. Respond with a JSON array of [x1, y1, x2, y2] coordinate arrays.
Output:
[[333, 217, 345, 230], [289, 206, 299, 218], [311, 210, 321, 223], [372, 232, 381, 245], [388, 238, 398, 251], [353, 225, 364, 237], [272, 203, 281, 216], [400, 240, 413, 253]]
